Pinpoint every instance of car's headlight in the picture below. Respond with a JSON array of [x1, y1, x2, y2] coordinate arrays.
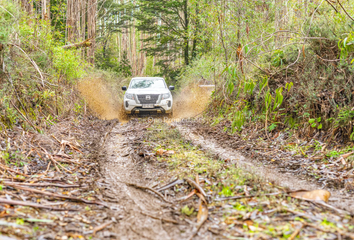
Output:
[[125, 93, 134, 100], [162, 93, 170, 100]]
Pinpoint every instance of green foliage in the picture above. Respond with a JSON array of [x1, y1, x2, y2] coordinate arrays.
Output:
[[271, 50, 286, 67], [219, 186, 233, 196], [116, 51, 132, 77], [338, 32, 354, 61], [309, 117, 322, 129], [231, 108, 247, 133], [0, 1, 90, 131], [273, 87, 283, 111], [0, 1, 16, 44], [181, 205, 194, 216], [52, 47, 86, 81]]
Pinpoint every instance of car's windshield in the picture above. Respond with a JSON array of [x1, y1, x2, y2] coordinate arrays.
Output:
[[130, 79, 166, 89]]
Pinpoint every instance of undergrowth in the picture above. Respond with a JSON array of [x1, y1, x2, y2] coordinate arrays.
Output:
[[0, 2, 89, 132], [181, 14, 354, 145]]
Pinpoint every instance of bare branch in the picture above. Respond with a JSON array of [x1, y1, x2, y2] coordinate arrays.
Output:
[[336, 0, 354, 22], [9, 44, 44, 87]]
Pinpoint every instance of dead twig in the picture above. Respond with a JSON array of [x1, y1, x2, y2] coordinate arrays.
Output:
[[93, 220, 114, 236], [324, 0, 338, 13], [177, 189, 197, 202], [188, 201, 208, 240], [0, 198, 75, 211], [125, 182, 173, 204], [155, 179, 184, 192], [9, 100, 38, 132], [215, 191, 282, 201], [304, 222, 354, 239], [9, 44, 44, 87], [0, 163, 29, 177], [3, 182, 108, 207], [141, 211, 179, 224], [336, 0, 354, 22], [288, 223, 303, 240], [185, 178, 207, 197], [3, 182, 80, 188]]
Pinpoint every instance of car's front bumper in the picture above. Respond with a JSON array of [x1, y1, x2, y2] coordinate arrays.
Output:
[[124, 99, 172, 114]]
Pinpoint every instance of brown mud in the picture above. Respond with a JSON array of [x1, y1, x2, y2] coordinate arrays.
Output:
[[98, 121, 194, 239], [173, 83, 212, 119], [78, 79, 354, 238], [78, 77, 127, 121]]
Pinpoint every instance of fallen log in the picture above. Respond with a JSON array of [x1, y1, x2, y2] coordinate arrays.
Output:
[[62, 38, 92, 49]]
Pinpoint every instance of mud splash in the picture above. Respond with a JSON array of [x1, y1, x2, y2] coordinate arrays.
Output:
[[78, 77, 127, 121], [173, 83, 213, 119], [78, 77, 212, 121]]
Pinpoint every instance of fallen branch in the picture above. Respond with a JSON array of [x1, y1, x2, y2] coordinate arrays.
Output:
[[288, 223, 303, 240], [3, 182, 108, 207], [215, 192, 282, 201], [336, 0, 354, 22], [125, 182, 173, 204], [62, 38, 92, 49], [185, 178, 207, 197], [9, 44, 44, 87], [3, 182, 80, 188], [0, 198, 75, 211], [93, 220, 114, 236], [10, 100, 38, 132], [141, 211, 179, 224], [155, 179, 184, 192], [0, 163, 29, 177]]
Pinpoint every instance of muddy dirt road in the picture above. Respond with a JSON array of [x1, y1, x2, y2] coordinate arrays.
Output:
[[99, 122, 193, 239], [97, 119, 354, 239]]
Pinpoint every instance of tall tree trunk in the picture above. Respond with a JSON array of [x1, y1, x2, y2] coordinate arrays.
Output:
[[87, 0, 97, 65], [183, 0, 189, 65], [21, 0, 33, 21], [191, 3, 199, 60]]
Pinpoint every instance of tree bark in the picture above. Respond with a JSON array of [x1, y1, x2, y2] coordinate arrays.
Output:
[[87, 0, 97, 65], [183, 0, 189, 65]]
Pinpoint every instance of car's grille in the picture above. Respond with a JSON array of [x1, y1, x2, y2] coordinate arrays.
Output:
[[137, 94, 159, 104]]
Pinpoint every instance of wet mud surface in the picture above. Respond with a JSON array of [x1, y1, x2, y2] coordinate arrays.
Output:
[[176, 121, 354, 212], [93, 118, 354, 240], [99, 121, 193, 240]]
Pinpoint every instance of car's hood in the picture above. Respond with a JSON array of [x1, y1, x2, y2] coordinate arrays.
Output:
[[126, 88, 170, 95]]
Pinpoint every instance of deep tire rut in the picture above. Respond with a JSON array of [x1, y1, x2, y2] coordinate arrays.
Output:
[[99, 123, 190, 240], [175, 123, 354, 212]]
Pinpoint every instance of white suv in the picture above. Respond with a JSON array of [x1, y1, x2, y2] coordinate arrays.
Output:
[[122, 77, 174, 116]]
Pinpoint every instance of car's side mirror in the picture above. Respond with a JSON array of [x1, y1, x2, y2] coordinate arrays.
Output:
[[122, 86, 127, 91], [169, 86, 175, 90]]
